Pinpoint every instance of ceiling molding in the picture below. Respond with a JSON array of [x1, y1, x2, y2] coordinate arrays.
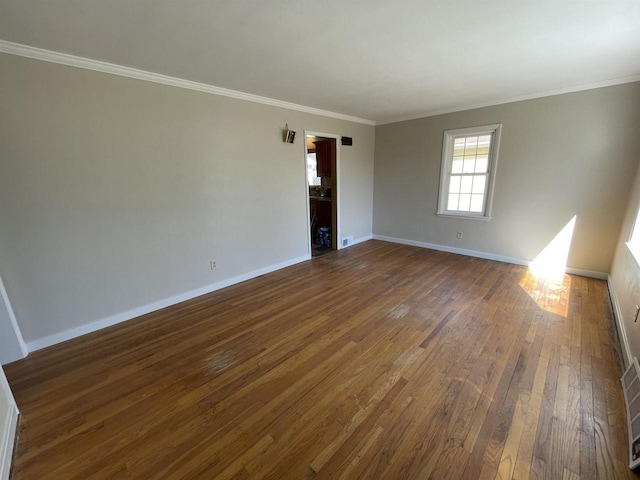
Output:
[[2, 40, 638, 128], [376, 75, 640, 125], [0, 40, 376, 127]]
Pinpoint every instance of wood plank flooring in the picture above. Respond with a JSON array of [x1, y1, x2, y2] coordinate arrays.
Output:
[[4, 240, 637, 479]]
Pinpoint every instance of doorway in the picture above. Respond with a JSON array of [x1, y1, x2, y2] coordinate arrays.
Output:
[[304, 132, 339, 257]]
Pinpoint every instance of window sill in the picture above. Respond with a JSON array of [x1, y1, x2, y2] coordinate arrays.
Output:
[[436, 213, 492, 221]]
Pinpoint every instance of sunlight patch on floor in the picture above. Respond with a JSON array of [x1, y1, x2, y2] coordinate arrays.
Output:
[[519, 270, 571, 317]]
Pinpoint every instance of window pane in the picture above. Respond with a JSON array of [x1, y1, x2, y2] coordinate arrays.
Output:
[[453, 139, 465, 156], [463, 158, 475, 173], [470, 194, 484, 212], [449, 175, 461, 193], [459, 194, 471, 211], [307, 154, 322, 186], [475, 156, 488, 173], [452, 157, 463, 173], [464, 136, 478, 156], [472, 175, 486, 194], [460, 176, 473, 193], [630, 206, 640, 255], [477, 135, 492, 155], [448, 194, 459, 210]]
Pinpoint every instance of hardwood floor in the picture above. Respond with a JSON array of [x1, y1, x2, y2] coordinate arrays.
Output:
[[4, 240, 637, 479]]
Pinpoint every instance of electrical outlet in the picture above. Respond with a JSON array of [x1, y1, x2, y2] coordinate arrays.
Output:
[[456, 231, 463, 239], [210, 260, 217, 270]]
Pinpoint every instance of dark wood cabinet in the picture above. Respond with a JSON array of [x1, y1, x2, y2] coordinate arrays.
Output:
[[313, 139, 335, 178]]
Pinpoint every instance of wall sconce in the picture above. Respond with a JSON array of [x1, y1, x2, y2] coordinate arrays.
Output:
[[283, 124, 296, 143]]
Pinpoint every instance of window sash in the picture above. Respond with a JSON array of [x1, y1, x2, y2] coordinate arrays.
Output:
[[447, 173, 487, 213]]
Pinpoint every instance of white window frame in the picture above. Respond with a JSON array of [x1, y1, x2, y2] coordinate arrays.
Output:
[[436, 124, 502, 221]]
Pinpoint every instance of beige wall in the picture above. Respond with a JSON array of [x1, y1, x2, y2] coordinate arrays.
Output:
[[373, 82, 640, 275], [0, 53, 375, 344], [3, 49, 638, 351], [611, 162, 640, 364]]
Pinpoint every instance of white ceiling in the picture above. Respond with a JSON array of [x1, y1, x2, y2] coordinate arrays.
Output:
[[1, 1, 639, 124]]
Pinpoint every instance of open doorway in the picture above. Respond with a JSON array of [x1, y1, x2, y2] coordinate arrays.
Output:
[[305, 132, 339, 257]]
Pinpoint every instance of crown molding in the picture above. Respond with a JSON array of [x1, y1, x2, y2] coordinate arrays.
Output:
[[376, 74, 640, 125], [0, 40, 376, 126], [3, 40, 638, 128]]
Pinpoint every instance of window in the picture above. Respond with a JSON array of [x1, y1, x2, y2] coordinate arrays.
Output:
[[437, 124, 502, 220], [627, 204, 640, 266], [307, 153, 321, 186]]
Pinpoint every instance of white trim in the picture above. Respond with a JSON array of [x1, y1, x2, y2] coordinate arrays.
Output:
[[335, 138, 341, 251], [26, 254, 310, 352], [437, 124, 502, 219], [0, 277, 28, 360], [303, 131, 341, 252], [608, 275, 632, 368], [353, 234, 373, 245], [0, 407, 17, 480], [563, 266, 607, 280], [0, 40, 375, 127], [435, 213, 492, 221], [3, 41, 638, 130], [372, 234, 608, 280], [376, 74, 640, 125], [0, 368, 19, 480], [303, 138, 313, 258]]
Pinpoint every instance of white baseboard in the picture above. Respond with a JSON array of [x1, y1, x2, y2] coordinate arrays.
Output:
[[372, 234, 608, 280], [0, 406, 17, 480], [21, 235, 610, 352], [353, 234, 373, 245], [608, 275, 632, 368], [0, 368, 18, 480], [26, 254, 310, 352]]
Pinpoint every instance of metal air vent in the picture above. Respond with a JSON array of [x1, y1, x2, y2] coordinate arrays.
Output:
[[621, 357, 640, 469]]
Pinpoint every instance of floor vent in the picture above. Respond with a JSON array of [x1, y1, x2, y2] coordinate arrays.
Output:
[[622, 357, 640, 469]]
